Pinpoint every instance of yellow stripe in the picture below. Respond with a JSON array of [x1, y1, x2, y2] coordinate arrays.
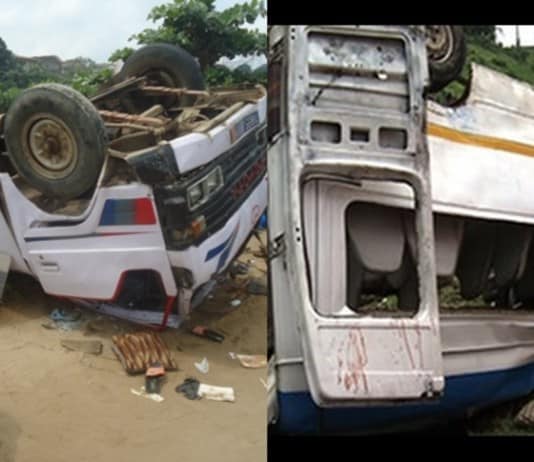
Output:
[[427, 122, 534, 158]]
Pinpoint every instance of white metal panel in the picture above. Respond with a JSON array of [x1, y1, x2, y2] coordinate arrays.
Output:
[[0, 202, 30, 273], [170, 96, 266, 173], [0, 175, 176, 300]]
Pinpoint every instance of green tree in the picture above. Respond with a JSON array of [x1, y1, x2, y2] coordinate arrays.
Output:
[[0, 37, 15, 72], [464, 26, 497, 44], [109, 47, 135, 63], [130, 0, 266, 73]]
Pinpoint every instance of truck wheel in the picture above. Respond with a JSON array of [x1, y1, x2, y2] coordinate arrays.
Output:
[[118, 43, 206, 111], [4, 84, 107, 200], [426, 26, 467, 93]]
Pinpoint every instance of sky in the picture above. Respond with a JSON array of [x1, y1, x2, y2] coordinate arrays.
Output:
[[1, 10, 530, 64], [497, 26, 534, 47], [0, 0, 266, 63]]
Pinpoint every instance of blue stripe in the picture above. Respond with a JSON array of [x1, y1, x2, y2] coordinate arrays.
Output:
[[205, 222, 240, 267], [206, 241, 227, 262], [275, 362, 534, 434], [99, 199, 138, 226], [99, 200, 116, 226], [215, 227, 238, 272]]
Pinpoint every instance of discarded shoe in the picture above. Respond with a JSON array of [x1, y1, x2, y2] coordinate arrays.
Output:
[[191, 326, 224, 343], [176, 377, 201, 400], [145, 362, 166, 394]]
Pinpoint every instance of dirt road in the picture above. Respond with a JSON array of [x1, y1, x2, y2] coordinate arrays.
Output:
[[0, 236, 267, 462]]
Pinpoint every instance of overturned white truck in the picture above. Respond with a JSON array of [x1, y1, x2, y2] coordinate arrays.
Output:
[[0, 44, 267, 327], [268, 25, 534, 434]]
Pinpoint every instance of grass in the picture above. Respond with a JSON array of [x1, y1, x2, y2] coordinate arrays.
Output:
[[435, 38, 534, 105]]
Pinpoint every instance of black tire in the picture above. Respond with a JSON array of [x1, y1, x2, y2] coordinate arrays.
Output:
[[4, 84, 107, 200], [426, 26, 467, 93], [118, 43, 205, 111]]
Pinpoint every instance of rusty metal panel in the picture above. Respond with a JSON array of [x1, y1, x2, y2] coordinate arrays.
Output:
[[112, 331, 177, 374]]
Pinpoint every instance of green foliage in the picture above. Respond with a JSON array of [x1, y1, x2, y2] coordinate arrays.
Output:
[[0, 38, 70, 111], [435, 30, 534, 104], [0, 37, 15, 72], [463, 25, 497, 44], [0, 86, 21, 113], [0, 35, 116, 112], [130, 0, 266, 73], [204, 62, 266, 87], [109, 47, 135, 63], [70, 68, 114, 97]]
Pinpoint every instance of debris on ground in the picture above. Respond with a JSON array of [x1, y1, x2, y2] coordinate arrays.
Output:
[[228, 261, 249, 278], [516, 400, 534, 427], [175, 377, 201, 400], [198, 384, 235, 402], [175, 378, 234, 402], [145, 362, 166, 394], [257, 213, 267, 230], [246, 278, 267, 296], [111, 332, 177, 374], [0, 254, 11, 301], [60, 339, 103, 355], [230, 299, 241, 307], [229, 353, 267, 369], [191, 326, 225, 343], [194, 357, 210, 374], [131, 387, 164, 403], [46, 308, 84, 331]]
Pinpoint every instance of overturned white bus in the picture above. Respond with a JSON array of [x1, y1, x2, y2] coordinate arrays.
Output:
[[267, 25, 534, 434]]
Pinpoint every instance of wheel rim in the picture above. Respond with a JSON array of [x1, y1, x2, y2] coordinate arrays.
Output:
[[146, 69, 176, 88], [426, 25, 454, 64], [22, 114, 78, 179], [146, 69, 181, 107]]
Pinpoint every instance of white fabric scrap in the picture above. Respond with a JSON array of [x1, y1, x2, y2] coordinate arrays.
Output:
[[198, 384, 235, 402], [130, 387, 164, 403]]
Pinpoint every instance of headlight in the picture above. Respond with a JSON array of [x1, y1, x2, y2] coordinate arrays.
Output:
[[188, 184, 203, 208], [187, 166, 224, 210]]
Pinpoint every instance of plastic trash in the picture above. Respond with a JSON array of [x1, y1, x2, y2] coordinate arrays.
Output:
[[230, 299, 241, 307], [49, 308, 83, 331], [194, 357, 210, 374], [50, 308, 81, 322], [257, 212, 267, 229]]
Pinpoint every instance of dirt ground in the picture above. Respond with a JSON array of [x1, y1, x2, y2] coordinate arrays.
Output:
[[0, 235, 267, 462]]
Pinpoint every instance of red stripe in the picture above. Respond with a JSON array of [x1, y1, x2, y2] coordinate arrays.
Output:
[[134, 198, 157, 225], [157, 296, 177, 331], [97, 231, 146, 237]]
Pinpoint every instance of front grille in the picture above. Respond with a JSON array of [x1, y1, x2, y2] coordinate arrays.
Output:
[[154, 123, 267, 251]]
